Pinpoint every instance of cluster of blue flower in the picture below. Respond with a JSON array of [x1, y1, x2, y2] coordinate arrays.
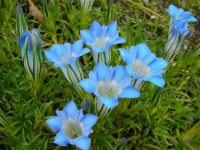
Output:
[[17, 4, 196, 150]]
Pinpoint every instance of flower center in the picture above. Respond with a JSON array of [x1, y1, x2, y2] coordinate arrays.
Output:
[[132, 59, 151, 78], [63, 118, 83, 139], [61, 55, 68, 64], [97, 80, 121, 98], [93, 36, 110, 48]]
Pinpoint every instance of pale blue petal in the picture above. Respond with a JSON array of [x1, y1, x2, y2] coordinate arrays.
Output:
[[79, 79, 96, 93], [74, 136, 91, 150], [99, 96, 119, 108], [149, 77, 165, 87], [53, 44, 67, 55], [80, 30, 94, 45], [119, 87, 140, 98], [109, 37, 126, 45], [119, 48, 131, 64], [92, 46, 106, 53], [72, 40, 83, 54], [82, 114, 98, 129], [83, 129, 93, 136], [126, 64, 137, 77], [107, 21, 117, 37], [167, 4, 178, 16], [90, 21, 102, 35], [46, 116, 62, 132], [150, 58, 168, 70], [118, 78, 132, 89], [94, 62, 109, 80], [189, 16, 197, 22], [63, 100, 78, 117], [78, 48, 90, 57], [113, 65, 127, 81], [143, 53, 156, 66], [129, 46, 137, 60], [54, 130, 68, 146], [135, 43, 150, 60]]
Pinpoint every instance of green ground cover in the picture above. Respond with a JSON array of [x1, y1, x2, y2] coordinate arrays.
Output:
[[0, 0, 200, 149]]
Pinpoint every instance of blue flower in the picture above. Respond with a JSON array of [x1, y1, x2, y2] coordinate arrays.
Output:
[[18, 29, 43, 81], [164, 4, 197, 61], [80, 21, 126, 53], [79, 62, 140, 108], [44, 40, 89, 94], [44, 40, 89, 68], [167, 4, 197, 36], [80, 21, 126, 62], [119, 43, 168, 88], [46, 100, 98, 150]]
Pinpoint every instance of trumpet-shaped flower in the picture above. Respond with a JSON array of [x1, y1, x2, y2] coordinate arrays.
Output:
[[80, 21, 126, 64], [46, 100, 98, 150], [164, 4, 197, 61], [18, 29, 43, 81], [119, 43, 168, 88], [44, 40, 89, 94], [79, 62, 140, 109], [167, 4, 197, 35], [45, 40, 89, 68]]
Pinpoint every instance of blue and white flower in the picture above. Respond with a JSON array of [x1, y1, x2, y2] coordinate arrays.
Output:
[[164, 4, 197, 61], [45, 40, 89, 94], [79, 62, 140, 111], [18, 29, 43, 82], [80, 21, 126, 64], [46, 100, 98, 150], [45, 40, 89, 69], [119, 43, 168, 89]]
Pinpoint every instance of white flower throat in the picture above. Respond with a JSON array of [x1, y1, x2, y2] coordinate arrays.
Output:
[[93, 36, 110, 48], [97, 80, 121, 98], [132, 59, 151, 78], [63, 118, 83, 139]]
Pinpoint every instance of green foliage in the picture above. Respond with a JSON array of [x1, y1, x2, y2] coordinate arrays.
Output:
[[0, 0, 200, 149]]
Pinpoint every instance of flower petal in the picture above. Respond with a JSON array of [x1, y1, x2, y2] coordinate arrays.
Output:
[[74, 136, 91, 150], [167, 4, 178, 16], [113, 65, 127, 81], [119, 48, 131, 64], [135, 43, 150, 60], [90, 21, 102, 35], [78, 48, 90, 57], [54, 130, 68, 146], [150, 58, 168, 70], [149, 76, 165, 87], [82, 114, 98, 130], [109, 37, 126, 45], [107, 21, 117, 37], [63, 100, 79, 118], [94, 62, 110, 81], [119, 87, 140, 98], [99, 96, 119, 108], [126, 64, 137, 77], [92, 46, 106, 53], [80, 30, 94, 45], [83, 129, 93, 136], [72, 39, 83, 54], [79, 79, 96, 93], [46, 116, 62, 132]]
